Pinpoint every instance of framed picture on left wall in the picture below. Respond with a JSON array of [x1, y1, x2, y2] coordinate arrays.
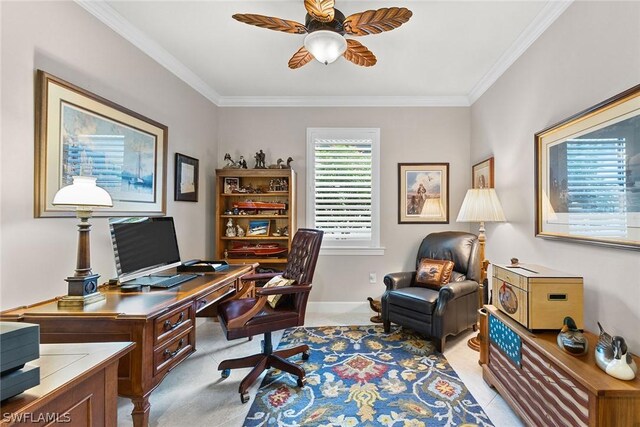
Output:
[[175, 153, 199, 202], [34, 70, 168, 217]]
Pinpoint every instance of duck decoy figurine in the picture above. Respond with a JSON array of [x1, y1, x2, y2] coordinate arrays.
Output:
[[557, 316, 588, 356], [595, 322, 638, 380]]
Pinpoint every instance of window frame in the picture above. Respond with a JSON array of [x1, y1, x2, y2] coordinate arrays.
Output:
[[306, 128, 383, 256]]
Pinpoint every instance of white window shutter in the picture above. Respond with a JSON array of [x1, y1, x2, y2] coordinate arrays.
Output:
[[307, 128, 381, 252]]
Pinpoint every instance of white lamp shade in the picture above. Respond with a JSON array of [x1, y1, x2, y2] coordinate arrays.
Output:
[[52, 176, 113, 208], [456, 188, 506, 223], [304, 30, 347, 65]]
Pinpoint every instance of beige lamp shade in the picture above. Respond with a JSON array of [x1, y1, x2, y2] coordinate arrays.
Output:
[[52, 176, 113, 208], [456, 188, 506, 223]]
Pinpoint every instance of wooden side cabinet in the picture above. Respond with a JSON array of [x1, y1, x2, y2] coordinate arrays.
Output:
[[482, 305, 640, 427], [215, 169, 296, 269], [1, 342, 133, 427]]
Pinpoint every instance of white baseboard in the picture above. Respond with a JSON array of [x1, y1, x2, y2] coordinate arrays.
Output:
[[307, 302, 370, 314]]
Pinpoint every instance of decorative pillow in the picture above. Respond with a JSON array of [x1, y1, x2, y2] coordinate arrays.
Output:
[[263, 275, 295, 308], [415, 258, 454, 289]]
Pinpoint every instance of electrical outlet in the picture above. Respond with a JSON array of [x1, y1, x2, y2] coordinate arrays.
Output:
[[369, 273, 377, 284]]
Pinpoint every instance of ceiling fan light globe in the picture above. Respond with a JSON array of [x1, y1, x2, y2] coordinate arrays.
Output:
[[304, 30, 346, 65]]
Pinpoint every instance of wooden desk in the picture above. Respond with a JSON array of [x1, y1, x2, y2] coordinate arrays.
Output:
[[1, 264, 255, 427], [1, 342, 134, 427]]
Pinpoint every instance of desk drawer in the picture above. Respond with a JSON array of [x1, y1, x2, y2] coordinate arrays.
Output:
[[195, 282, 236, 313], [153, 327, 194, 376], [154, 302, 193, 345], [494, 266, 527, 290]]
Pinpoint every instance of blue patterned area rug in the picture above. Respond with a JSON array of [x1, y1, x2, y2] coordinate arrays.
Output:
[[244, 325, 493, 426]]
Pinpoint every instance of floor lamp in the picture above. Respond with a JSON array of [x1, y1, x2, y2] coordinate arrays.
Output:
[[456, 188, 506, 351], [52, 176, 113, 307]]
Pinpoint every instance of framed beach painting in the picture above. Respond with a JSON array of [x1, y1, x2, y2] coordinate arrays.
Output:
[[398, 163, 449, 224], [535, 84, 640, 250], [35, 70, 168, 217]]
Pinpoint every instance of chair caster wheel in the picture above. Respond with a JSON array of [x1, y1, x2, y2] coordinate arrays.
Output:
[[302, 350, 310, 361], [297, 377, 306, 388], [221, 369, 230, 379], [240, 392, 250, 404]]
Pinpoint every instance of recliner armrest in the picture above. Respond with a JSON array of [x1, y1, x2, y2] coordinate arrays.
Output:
[[439, 280, 478, 300], [383, 272, 416, 290]]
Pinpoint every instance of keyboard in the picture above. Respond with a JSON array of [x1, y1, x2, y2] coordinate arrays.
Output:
[[149, 274, 198, 288], [123, 273, 198, 288]]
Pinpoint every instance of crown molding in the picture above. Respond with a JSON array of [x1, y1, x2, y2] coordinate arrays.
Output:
[[74, 0, 222, 105], [217, 95, 470, 107], [75, 0, 570, 108], [468, 0, 573, 104]]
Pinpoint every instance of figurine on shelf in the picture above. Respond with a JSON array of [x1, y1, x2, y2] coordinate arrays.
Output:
[[557, 316, 588, 356], [238, 156, 247, 169], [224, 249, 229, 259], [282, 157, 294, 169], [254, 150, 266, 168], [236, 224, 245, 237], [272, 228, 282, 237], [225, 218, 236, 237], [595, 322, 638, 380], [282, 226, 289, 237], [223, 153, 239, 169], [268, 159, 284, 169]]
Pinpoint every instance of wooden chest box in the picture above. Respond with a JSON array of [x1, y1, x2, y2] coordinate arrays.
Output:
[[492, 263, 583, 330]]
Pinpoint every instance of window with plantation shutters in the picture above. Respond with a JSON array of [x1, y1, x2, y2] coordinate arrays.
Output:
[[306, 128, 382, 255]]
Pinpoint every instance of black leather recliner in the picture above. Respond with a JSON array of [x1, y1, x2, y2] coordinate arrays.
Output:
[[382, 231, 480, 352]]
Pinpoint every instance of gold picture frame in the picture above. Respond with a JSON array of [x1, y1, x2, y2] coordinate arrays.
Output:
[[398, 163, 449, 224], [35, 70, 168, 217], [535, 84, 640, 250]]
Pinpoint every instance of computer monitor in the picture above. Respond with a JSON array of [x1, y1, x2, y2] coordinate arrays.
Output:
[[109, 217, 182, 283]]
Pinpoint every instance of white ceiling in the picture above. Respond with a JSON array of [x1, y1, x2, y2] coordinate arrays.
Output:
[[79, 1, 572, 106]]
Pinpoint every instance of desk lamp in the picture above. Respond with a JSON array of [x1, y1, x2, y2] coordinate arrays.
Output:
[[52, 176, 112, 307], [456, 188, 506, 351]]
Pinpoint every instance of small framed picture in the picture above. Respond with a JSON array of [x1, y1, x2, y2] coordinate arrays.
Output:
[[398, 163, 449, 224], [224, 177, 239, 194], [472, 157, 494, 189], [247, 220, 270, 236], [175, 153, 198, 202]]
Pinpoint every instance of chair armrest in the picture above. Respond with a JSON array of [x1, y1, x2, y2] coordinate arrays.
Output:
[[383, 272, 415, 290], [439, 280, 479, 300], [255, 284, 312, 296], [241, 272, 279, 282]]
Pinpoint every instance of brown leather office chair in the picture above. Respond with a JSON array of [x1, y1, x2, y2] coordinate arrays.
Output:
[[382, 231, 480, 353], [217, 228, 323, 403]]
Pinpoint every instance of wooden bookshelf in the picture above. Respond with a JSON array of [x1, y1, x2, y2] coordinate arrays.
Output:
[[215, 169, 296, 269]]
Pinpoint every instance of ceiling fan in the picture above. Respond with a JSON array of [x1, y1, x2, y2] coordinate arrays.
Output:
[[232, 0, 413, 69]]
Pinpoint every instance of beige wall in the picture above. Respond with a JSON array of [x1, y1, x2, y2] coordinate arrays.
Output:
[[471, 2, 640, 349], [219, 107, 472, 303], [0, 1, 219, 309]]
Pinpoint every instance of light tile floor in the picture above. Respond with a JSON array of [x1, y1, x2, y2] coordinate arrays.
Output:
[[117, 312, 523, 426]]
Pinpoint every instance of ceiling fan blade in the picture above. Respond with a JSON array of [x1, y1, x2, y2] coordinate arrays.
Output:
[[232, 14, 307, 34], [304, 0, 335, 23], [342, 39, 377, 67], [343, 7, 413, 36], [288, 46, 314, 69]]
